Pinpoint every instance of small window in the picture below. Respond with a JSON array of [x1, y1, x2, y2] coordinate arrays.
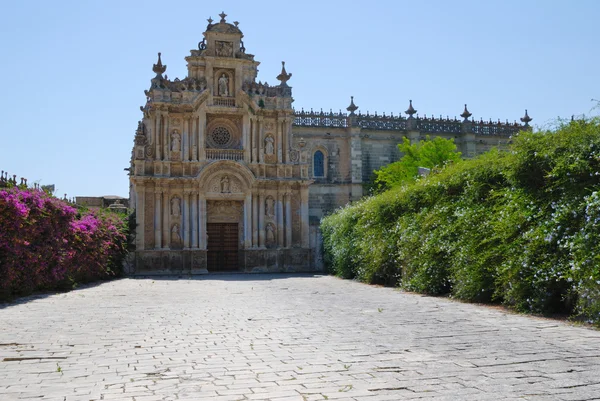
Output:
[[313, 150, 324, 177]]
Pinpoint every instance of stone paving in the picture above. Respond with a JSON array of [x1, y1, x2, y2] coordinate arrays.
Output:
[[1, 274, 600, 401]]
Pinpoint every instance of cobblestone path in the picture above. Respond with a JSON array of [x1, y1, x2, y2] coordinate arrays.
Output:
[[1, 274, 599, 400]]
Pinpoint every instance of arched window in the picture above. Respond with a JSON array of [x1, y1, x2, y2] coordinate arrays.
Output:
[[313, 150, 324, 177]]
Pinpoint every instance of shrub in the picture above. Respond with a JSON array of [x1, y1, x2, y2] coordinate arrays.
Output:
[[322, 117, 600, 325], [0, 188, 128, 300]]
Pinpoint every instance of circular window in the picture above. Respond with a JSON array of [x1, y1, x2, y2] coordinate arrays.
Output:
[[211, 127, 230, 146]]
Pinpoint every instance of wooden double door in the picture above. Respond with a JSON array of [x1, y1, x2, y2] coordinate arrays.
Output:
[[207, 223, 239, 271]]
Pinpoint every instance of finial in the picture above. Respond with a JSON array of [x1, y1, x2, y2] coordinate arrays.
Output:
[[219, 11, 227, 23], [152, 52, 167, 76], [276, 61, 292, 86], [520, 109, 532, 126], [207, 17, 213, 24], [405, 100, 417, 117], [233, 21, 239, 27], [346, 96, 358, 115], [460, 104, 472, 121]]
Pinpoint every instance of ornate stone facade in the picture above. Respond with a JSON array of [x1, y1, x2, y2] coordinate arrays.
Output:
[[129, 12, 530, 274]]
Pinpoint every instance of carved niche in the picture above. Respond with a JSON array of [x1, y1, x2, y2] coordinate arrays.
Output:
[[171, 223, 182, 248], [264, 134, 276, 164], [266, 223, 276, 248], [265, 196, 275, 218], [170, 196, 181, 218]]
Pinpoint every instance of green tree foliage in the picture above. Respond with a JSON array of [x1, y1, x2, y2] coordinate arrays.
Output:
[[322, 117, 600, 325], [371, 136, 462, 194]]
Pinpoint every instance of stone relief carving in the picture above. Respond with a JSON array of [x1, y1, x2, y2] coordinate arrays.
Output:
[[264, 135, 275, 155], [289, 149, 299, 163], [171, 197, 181, 217], [171, 223, 181, 245], [220, 175, 230, 193], [216, 41, 233, 57], [265, 196, 275, 217], [171, 130, 181, 152], [266, 223, 276, 246], [218, 73, 229, 96], [206, 200, 243, 223], [208, 175, 242, 193], [264, 121, 275, 130], [172, 118, 181, 127]]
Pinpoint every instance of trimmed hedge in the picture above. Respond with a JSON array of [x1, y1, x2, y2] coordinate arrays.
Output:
[[322, 118, 600, 325], [0, 188, 128, 300]]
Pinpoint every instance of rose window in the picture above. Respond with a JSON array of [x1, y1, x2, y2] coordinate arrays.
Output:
[[211, 127, 230, 146]]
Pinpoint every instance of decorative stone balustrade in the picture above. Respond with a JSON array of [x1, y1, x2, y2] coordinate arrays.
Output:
[[214, 97, 236, 107], [293, 108, 525, 137], [205, 149, 244, 161]]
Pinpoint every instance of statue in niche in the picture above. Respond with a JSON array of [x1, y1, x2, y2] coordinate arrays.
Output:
[[171, 130, 181, 152], [265, 135, 274, 155], [218, 74, 229, 96], [266, 223, 275, 244], [265, 196, 275, 217], [220, 175, 230, 193], [171, 197, 181, 217], [171, 224, 181, 244]]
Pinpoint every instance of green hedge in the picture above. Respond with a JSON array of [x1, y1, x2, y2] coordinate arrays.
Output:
[[322, 118, 600, 324]]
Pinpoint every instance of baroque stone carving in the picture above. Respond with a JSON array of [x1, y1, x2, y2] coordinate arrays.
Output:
[[265, 196, 275, 217], [207, 174, 242, 193], [220, 175, 230, 193], [171, 197, 181, 217], [264, 135, 274, 155], [266, 223, 276, 246], [207, 200, 243, 223], [171, 223, 181, 245], [289, 149, 299, 163], [216, 41, 233, 57], [218, 73, 229, 96], [171, 130, 181, 152]]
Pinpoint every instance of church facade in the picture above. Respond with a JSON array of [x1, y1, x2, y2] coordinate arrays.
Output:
[[129, 12, 529, 274]]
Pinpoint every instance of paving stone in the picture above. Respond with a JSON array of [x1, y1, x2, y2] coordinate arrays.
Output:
[[1, 274, 599, 400]]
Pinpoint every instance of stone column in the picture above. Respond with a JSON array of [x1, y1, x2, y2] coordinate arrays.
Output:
[[183, 117, 189, 162], [250, 118, 257, 163], [244, 193, 252, 248], [198, 195, 207, 249], [258, 117, 264, 163], [276, 118, 282, 163], [183, 190, 190, 249], [162, 189, 169, 248], [285, 190, 292, 248], [154, 186, 162, 249], [198, 112, 206, 161], [243, 114, 250, 163], [252, 190, 258, 247], [157, 113, 163, 161], [258, 190, 265, 247], [135, 183, 145, 251], [300, 185, 309, 248], [191, 193, 198, 248], [276, 190, 284, 247], [164, 115, 170, 162]]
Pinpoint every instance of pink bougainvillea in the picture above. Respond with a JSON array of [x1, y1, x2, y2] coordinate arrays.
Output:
[[0, 187, 128, 300]]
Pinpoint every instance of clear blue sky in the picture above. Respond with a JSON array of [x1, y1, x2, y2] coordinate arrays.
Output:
[[1, 0, 598, 198]]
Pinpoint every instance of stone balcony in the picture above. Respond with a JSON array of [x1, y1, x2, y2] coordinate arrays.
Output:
[[205, 149, 244, 161], [213, 97, 236, 107]]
